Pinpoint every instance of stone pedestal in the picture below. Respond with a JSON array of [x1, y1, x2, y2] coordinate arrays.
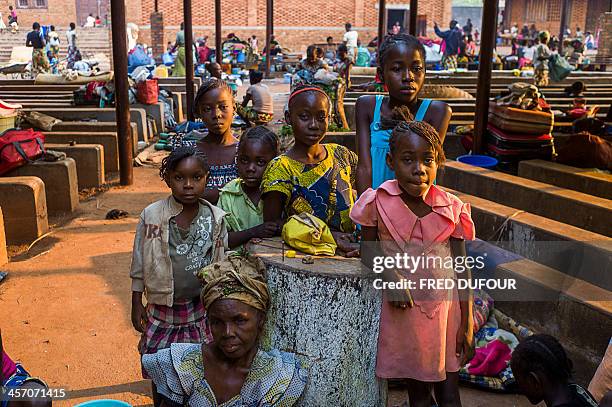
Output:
[[251, 239, 386, 406]]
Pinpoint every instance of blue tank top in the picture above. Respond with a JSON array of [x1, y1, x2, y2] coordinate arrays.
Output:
[[370, 96, 432, 189]]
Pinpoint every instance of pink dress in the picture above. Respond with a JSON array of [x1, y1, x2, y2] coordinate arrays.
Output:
[[350, 180, 475, 382]]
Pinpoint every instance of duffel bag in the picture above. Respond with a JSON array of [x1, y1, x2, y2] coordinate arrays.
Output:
[[0, 128, 45, 175]]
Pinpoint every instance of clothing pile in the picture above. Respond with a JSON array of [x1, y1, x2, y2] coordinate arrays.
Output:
[[154, 121, 207, 151], [462, 83, 555, 170], [459, 290, 531, 392]]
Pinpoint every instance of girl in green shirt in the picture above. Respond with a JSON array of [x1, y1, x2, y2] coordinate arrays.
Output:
[[218, 126, 280, 248]]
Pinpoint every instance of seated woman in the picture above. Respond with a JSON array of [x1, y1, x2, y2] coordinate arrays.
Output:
[[142, 254, 308, 406]]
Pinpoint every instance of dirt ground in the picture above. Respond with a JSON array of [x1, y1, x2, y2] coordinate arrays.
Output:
[[0, 79, 534, 407]]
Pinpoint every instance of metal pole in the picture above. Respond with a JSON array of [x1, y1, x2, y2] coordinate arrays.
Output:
[[215, 0, 222, 64], [559, 0, 570, 44], [378, 0, 386, 50], [265, 0, 272, 78], [409, 0, 417, 36], [110, 0, 133, 185], [184, 0, 195, 122], [473, 0, 498, 155]]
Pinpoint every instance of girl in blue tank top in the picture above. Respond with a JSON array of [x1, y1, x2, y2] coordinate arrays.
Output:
[[355, 34, 452, 193]]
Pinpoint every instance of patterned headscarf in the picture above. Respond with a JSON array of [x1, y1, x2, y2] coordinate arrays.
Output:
[[197, 253, 270, 312]]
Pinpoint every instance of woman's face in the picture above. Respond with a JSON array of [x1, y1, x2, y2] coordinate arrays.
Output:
[[380, 44, 425, 105], [208, 299, 263, 360], [196, 87, 234, 135]]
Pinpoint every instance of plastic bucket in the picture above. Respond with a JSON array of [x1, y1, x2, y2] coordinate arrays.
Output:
[[456, 154, 498, 169], [74, 400, 132, 407]]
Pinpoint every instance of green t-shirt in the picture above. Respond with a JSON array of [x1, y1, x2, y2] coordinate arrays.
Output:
[[218, 178, 263, 232], [169, 203, 213, 300]]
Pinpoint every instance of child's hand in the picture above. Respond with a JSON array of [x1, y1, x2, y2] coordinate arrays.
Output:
[[332, 232, 360, 257], [253, 222, 281, 238], [131, 299, 147, 333], [456, 322, 475, 365]]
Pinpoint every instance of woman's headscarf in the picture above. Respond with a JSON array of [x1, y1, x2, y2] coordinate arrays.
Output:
[[197, 253, 270, 312]]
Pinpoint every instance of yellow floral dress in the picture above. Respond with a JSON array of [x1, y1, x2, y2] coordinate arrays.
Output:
[[261, 143, 357, 233]]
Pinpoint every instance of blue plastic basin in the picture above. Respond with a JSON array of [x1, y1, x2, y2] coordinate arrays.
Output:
[[456, 154, 498, 169], [74, 400, 132, 407]]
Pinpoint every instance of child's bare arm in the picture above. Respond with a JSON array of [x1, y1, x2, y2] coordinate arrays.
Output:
[[201, 188, 219, 204], [228, 223, 279, 248], [262, 191, 286, 227], [450, 237, 474, 363], [131, 291, 146, 333], [355, 96, 374, 195]]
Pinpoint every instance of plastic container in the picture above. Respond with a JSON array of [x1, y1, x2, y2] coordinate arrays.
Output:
[[456, 154, 498, 169], [231, 67, 240, 75], [74, 400, 132, 407], [283, 73, 292, 84], [236, 52, 246, 63]]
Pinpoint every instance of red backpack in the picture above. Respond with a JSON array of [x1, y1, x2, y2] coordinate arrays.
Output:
[[0, 128, 45, 175]]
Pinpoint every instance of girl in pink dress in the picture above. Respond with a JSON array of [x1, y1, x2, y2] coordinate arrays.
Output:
[[351, 118, 475, 406]]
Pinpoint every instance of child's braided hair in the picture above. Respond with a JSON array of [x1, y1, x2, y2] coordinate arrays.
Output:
[[386, 106, 445, 165], [378, 33, 426, 72], [193, 77, 234, 117], [239, 126, 279, 156], [160, 145, 209, 179], [511, 334, 574, 383]]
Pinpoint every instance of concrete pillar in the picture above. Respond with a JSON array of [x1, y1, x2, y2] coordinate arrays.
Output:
[[151, 12, 165, 62], [252, 240, 386, 406]]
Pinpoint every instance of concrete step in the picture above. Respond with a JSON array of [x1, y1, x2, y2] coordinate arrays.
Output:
[[43, 132, 119, 174], [469, 240, 612, 383], [6, 159, 79, 215], [26, 107, 148, 145], [518, 160, 612, 200], [437, 160, 612, 236], [0, 176, 49, 244], [46, 144, 105, 189], [444, 186, 612, 291]]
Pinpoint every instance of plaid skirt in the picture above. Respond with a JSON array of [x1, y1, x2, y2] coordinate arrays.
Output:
[[138, 298, 207, 356]]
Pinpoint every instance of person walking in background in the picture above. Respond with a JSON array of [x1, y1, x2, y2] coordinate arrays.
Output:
[[434, 20, 462, 71], [463, 18, 473, 37], [172, 23, 186, 77], [534, 31, 552, 87], [66, 22, 79, 69], [249, 35, 259, 54], [343, 22, 358, 61], [0, 12, 6, 33], [26, 22, 50, 75]]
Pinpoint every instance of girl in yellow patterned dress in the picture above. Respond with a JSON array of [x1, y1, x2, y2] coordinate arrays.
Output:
[[261, 85, 359, 256]]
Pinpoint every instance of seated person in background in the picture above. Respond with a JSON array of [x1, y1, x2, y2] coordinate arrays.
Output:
[[511, 334, 599, 407], [219, 126, 280, 249], [324, 36, 336, 62], [196, 37, 212, 64], [1, 330, 52, 407], [237, 70, 274, 126], [143, 254, 308, 406], [206, 62, 223, 80], [298, 45, 329, 76], [355, 40, 371, 67], [262, 86, 359, 256]]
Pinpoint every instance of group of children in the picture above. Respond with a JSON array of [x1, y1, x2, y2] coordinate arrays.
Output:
[[129, 32, 607, 406]]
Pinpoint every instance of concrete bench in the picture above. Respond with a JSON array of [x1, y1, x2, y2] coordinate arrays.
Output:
[[0, 177, 49, 244], [490, 257, 611, 381], [46, 144, 105, 189], [43, 132, 120, 174], [437, 161, 612, 237], [518, 160, 612, 200], [7, 159, 79, 215], [133, 102, 164, 137], [51, 121, 139, 142], [23, 107, 149, 144], [444, 187, 612, 291]]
